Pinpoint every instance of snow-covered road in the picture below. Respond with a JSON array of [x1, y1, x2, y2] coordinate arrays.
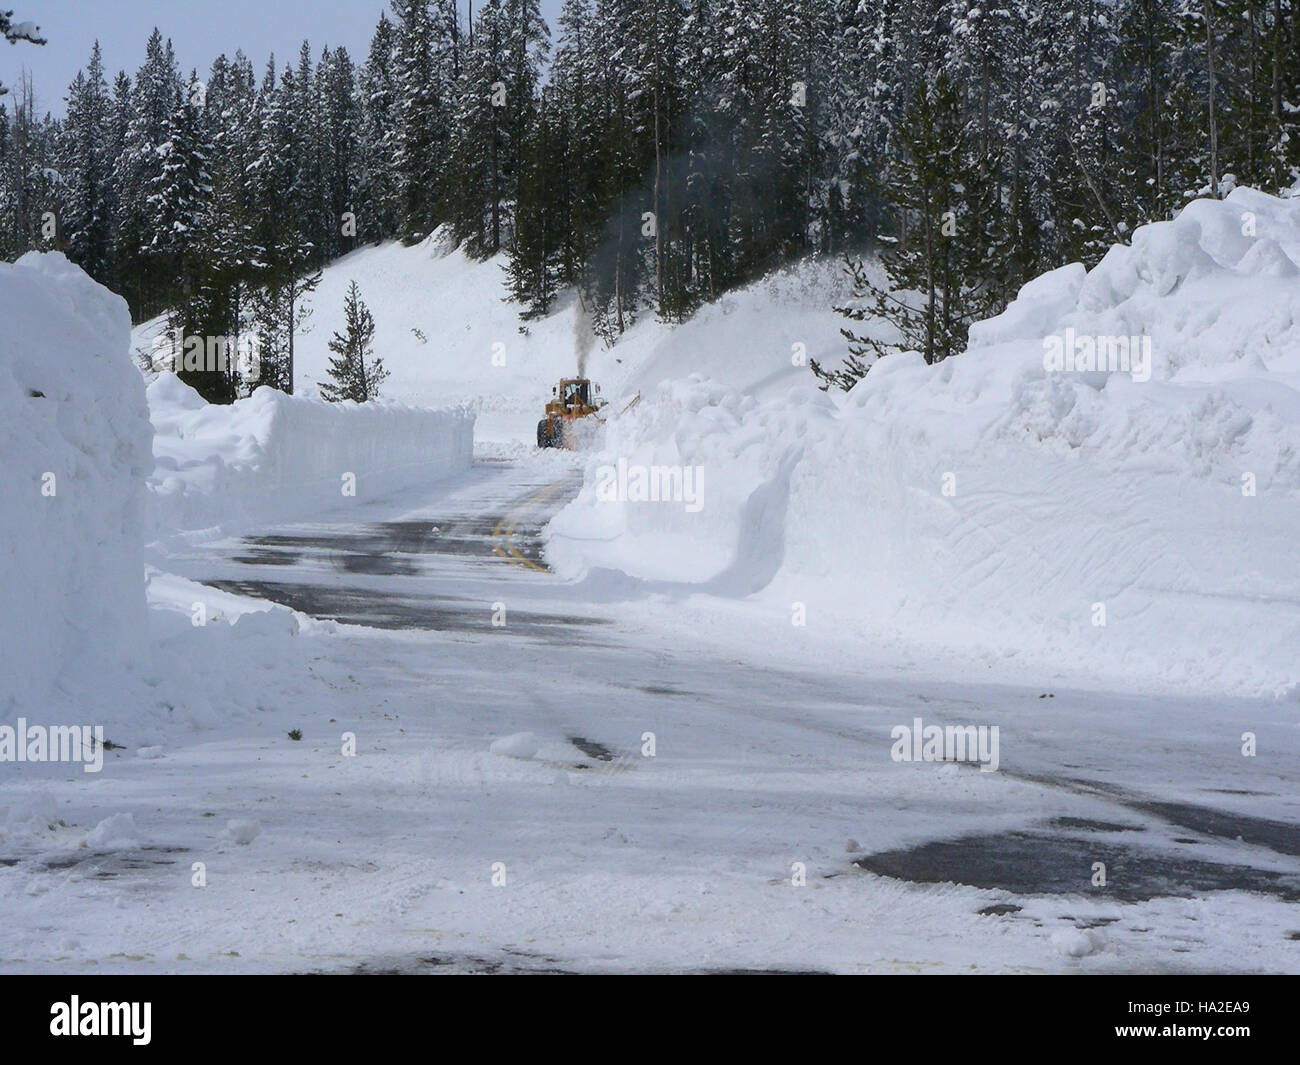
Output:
[[3, 456, 1298, 973]]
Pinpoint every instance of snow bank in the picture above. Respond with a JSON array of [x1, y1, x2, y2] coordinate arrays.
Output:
[[548, 378, 830, 587], [0, 252, 152, 721], [549, 189, 1300, 697], [148, 375, 474, 534]]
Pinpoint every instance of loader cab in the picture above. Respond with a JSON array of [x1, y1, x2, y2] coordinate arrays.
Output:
[[560, 379, 591, 409]]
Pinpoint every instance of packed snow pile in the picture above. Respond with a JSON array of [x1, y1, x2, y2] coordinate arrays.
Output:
[[548, 189, 1300, 697], [147, 374, 474, 534], [0, 252, 152, 721], [548, 380, 830, 587]]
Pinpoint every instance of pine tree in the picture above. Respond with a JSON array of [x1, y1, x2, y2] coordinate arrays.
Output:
[[60, 43, 115, 280], [246, 57, 323, 394], [393, 0, 436, 241], [813, 73, 993, 388], [317, 45, 361, 260], [506, 91, 563, 315], [446, 0, 512, 255], [548, 0, 620, 299], [147, 77, 213, 266], [446, 0, 548, 256], [113, 29, 184, 318], [205, 49, 262, 391], [0, 74, 61, 258], [319, 281, 388, 402], [290, 42, 329, 265], [355, 13, 402, 243], [151, 74, 233, 401]]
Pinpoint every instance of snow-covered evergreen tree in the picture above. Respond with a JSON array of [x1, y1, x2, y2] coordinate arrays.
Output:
[[60, 43, 115, 280], [112, 29, 183, 317], [319, 280, 388, 402], [392, 0, 451, 242], [356, 12, 402, 243]]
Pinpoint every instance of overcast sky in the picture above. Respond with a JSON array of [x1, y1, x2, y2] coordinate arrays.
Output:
[[4, 0, 565, 116]]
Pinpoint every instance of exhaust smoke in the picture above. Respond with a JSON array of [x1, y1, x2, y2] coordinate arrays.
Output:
[[574, 295, 595, 379]]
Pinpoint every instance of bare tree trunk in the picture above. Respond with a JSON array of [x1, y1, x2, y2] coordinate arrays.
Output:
[[1273, 0, 1284, 155], [286, 287, 295, 396], [923, 195, 936, 365], [1141, 8, 1164, 215], [1204, 0, 1220, 195], [653, 83, 663, 314], [615, 214, 625, 335], [1246, 0, 1259, 179], [1069, 135, 1126, 242]]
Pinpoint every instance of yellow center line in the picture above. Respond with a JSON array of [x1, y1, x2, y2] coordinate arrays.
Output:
[[491, 478, 570, 573]]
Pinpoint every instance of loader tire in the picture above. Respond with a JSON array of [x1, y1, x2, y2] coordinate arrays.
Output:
[[537, 419, 553, 449]]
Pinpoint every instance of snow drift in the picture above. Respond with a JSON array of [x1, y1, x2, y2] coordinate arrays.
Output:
[[548, 188, 1300, 697], [148, 375, 475, 534], [0, 252, 153, 720]]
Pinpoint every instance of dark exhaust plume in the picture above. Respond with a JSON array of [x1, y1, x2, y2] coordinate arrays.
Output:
[[574, 293, 595, 378]]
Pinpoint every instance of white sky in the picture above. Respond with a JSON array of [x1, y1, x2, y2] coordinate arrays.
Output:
[[4, 0, 565, 117]]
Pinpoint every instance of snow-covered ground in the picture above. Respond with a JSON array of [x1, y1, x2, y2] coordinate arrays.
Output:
[[4, 195, 1300, 973], [5, 459, 1298, 974]]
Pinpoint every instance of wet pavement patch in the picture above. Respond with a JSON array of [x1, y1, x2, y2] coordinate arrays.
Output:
[[1047, 817, 1145, 833], [346, 952, 577, 975], [334, 553, 420, 576], [235, 521, 495, 572], [23, 846, 189, 880], [204, 578, 607, 640], [639, 685, 692, 697], [854, 831, 1300, 902], [342, 955, 826, 975], [235, 514, 553, 570], [1008, 770, 1300, 859], [1126, 800, 1300, 857], [568, 736, 615, 762], [232, 549, 299, 567]]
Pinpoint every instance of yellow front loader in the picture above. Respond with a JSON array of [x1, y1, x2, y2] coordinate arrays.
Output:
[[537, 378, 602, 449]]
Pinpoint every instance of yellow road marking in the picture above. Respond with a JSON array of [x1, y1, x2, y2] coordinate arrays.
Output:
[[491, 479, 569, 573]]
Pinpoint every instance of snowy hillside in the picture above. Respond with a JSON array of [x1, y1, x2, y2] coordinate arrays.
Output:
[[548, 188, 1300, 698], [134, 231, 860, 450]]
